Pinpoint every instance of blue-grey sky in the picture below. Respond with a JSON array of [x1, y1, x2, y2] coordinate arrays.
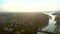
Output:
[[0, 0, 60, 12]]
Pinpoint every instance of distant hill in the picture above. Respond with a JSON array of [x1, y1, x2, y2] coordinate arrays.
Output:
[[52, 11, 60, 15]]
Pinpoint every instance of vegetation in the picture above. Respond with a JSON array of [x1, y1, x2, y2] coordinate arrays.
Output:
[[0, 12, 49, 34]]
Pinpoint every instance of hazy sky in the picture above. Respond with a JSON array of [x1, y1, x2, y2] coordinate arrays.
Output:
[[0, 0, 60, 12]]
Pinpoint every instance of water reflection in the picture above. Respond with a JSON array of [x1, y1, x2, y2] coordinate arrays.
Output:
[[42, 19, 56, 32], [37, 14, 57, 34]]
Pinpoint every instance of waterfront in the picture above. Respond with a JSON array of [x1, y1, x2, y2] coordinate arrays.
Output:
[[37, 13, 57, 34]]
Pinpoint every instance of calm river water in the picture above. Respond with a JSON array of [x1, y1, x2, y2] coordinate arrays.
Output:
[[37, 14, 56, 34]]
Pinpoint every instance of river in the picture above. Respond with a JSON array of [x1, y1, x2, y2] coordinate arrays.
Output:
[[37, 13, 57, 34]]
